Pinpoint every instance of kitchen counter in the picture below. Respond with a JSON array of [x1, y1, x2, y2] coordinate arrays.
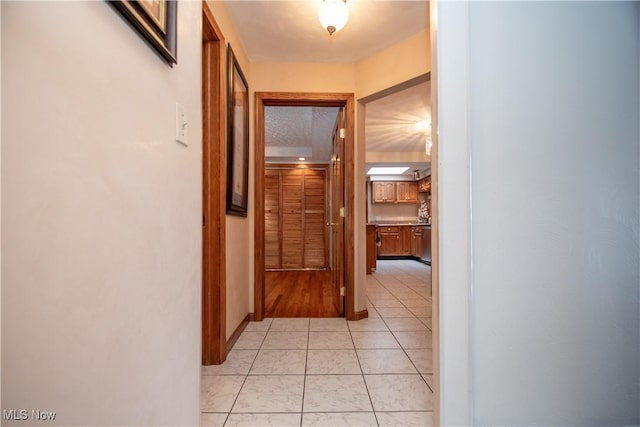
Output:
[[369, 222, 431, 227], [367, 223, 431, 266]]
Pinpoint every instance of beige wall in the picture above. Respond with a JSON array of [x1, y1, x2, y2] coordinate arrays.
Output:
[[206, 1, 254, 338], [252, 62, 356, 93], [2, 2, 202, 425], [355, 29, 431, 99], [369, 203, 420, 223]]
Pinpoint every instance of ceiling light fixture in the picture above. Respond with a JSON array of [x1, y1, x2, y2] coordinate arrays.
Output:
[[414, 119, 433, 155], [298, 157, 306, 161], [319, 0, 349, 36]]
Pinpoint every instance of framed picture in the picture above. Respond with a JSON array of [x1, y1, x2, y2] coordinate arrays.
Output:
[[109, 0, 177, 65], [226, 45, 250, 217]]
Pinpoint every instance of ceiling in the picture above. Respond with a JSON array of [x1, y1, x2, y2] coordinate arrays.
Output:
[[223, 1, 428, 64], [265, 106, 339, 163], [365, 80, 431, 153], [227, 0, 431, 175], [365, 80, 431, 175]]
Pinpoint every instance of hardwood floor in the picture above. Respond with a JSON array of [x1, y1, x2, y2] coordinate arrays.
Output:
[[265, 270, 340, 317]]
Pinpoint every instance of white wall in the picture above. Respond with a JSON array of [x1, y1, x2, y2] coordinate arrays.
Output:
[[2, 2, 202, 425], [436, 1, 640, 425]]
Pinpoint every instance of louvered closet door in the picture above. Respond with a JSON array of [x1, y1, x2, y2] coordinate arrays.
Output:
[[281, 169, 304, 269], [304, 170, 326, 268], [264, 170, 281, 269]]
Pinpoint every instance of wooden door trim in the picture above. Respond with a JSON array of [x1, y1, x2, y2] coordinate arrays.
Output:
[[202, 1, 227, 365], [254, 92, 356, 320]]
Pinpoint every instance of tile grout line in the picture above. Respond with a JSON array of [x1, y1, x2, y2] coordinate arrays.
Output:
[[347, 321, 381, 427], [299, 318, 310, 427], [222, 319, 274, 425]]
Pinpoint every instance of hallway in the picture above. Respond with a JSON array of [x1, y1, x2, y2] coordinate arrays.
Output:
[[201, 260, 433, 426]]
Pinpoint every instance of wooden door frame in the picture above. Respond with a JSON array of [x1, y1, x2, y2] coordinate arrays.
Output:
[[254, 92, 356, 320], [202, 2, 227, 365], [330, 108, 345, 316]]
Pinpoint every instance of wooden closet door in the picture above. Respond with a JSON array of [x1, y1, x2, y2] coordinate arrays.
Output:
[[264, 170, 281, 269], [304, 169, 326, 268], [281, 169, 304, 268]]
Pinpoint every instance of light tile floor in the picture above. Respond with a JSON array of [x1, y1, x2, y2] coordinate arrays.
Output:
[[201, 260, 432, 427]]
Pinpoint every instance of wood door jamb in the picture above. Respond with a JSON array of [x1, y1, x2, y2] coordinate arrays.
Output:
[[202, 1, 227, 365]]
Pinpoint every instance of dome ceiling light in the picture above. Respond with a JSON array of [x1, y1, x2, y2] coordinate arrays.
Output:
[[318, 0, 349, 36]]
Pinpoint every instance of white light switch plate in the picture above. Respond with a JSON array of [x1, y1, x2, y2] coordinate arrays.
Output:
[[176, 103, 188, 146]]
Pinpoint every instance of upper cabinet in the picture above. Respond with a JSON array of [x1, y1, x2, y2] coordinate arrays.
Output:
[[372, 181, 397, 203], [418, 176, 431, 193], [396, 182, 418, 203], [372, 181, 418, 204]]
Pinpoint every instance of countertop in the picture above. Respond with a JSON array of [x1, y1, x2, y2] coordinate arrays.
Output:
[[367, 222, 431, 227]]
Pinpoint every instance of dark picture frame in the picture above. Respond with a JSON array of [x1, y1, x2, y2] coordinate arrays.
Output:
[[109, 0, 177, 65], [226, 45, 250, 217]]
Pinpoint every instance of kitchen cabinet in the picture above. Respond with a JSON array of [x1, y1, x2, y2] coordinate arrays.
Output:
[[372, 182, 396, 203], [411, 227, 422, 258], [400, 226, 412, 255], [366, 224, 377, 274], [397, 182, 418, 203], [378, 226, 402, 256], [372, 181, 418, 204], [376, 224, 430, 263], [378, 225, 421, 256], [418, 176, 431, 193]]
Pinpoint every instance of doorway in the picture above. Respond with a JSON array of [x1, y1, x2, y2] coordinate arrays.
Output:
[[254, 93, 356, 321]]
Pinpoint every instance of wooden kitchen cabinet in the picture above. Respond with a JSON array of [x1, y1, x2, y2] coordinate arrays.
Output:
[[372, 182, 396, 203], [372, 181, 418, 204], [378, 225, 417, 256], [411, 227, 422, 257], [418, 176, 431, 193], [376, 225, 429, 264], [366, 224, 377, 274], [401, 226, 412, 255], [396, 182, 418, 203], [378, 226, 401, 256]]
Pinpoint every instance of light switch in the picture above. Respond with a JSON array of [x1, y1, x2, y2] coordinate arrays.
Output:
[[176, 103, 188, 146]]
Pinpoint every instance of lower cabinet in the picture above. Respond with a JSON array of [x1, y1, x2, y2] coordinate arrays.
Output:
[[366, 224, 377, 274], [377, 225, 429, 261], [411, 227, 422, 258], [401, 227, 412, 255], [378, 226, 402, 256]]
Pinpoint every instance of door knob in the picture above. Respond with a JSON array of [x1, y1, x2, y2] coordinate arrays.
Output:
[[327, 222, 338, 226]]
